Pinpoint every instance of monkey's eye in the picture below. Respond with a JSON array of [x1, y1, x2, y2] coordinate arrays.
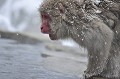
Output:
[[41, 13, 52, 21], [41, 13, 50, 19], [42, 14, 48, 19]]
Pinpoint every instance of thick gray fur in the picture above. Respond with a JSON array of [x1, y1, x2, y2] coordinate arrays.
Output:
[[39, 0, 120, 78]]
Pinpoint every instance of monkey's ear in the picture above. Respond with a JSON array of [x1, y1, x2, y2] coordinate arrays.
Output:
[[58, 3, 65, 13]]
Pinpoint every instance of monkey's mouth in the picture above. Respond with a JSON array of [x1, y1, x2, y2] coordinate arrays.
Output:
[[49, 34, 58, 40]]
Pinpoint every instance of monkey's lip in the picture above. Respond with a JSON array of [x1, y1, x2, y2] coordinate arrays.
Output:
[[49, 34, 58, 40]]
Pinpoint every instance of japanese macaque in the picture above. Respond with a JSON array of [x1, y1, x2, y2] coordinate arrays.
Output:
[[39, 0, 120, 79]]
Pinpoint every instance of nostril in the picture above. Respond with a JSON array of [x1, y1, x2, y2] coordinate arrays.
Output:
[[41, 27, 43, 30]]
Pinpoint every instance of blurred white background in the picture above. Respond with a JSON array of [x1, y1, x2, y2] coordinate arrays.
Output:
[[0, 0, 43, 36]]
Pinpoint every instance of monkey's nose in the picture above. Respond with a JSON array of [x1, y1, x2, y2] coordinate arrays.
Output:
[[41, 26, 50, 34], [41, 27, 43, 30], [41, 26, 45, 33]]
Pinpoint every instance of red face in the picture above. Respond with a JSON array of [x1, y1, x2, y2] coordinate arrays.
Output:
[[41, 13, 58, 40]]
